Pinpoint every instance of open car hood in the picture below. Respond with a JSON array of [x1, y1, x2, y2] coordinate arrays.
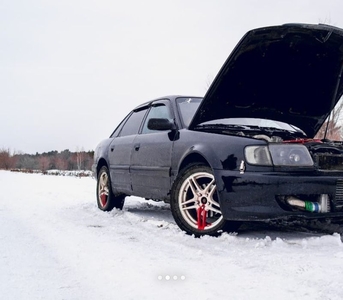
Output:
[[189, 24, 343, 137]]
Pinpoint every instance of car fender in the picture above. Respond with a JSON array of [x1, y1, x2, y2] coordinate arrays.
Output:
[[173, 131, 244, 177], [93, 138, 112, 177]]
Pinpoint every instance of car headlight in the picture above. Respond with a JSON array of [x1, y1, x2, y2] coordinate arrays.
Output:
[[245, 144, 314, 166], [245, 145, 272, 166]]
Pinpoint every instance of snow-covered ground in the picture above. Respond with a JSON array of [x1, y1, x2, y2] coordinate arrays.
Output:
[[1, 170, 343, 300]]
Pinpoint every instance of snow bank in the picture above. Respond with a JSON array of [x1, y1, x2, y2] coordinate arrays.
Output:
[[10, 168, 93, 177]]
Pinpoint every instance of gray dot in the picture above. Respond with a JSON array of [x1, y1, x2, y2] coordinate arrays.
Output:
[[157, 275, 163, 280], [173, 275, 178, 280]]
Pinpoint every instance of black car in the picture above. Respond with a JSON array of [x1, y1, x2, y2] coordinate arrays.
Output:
[[93, 23, 343, 236]]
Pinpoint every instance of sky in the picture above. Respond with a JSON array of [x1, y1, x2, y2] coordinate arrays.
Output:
[[2, 0, 343, 154]]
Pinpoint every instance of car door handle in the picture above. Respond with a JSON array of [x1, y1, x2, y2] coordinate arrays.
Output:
[[134, 143, 140, 151]]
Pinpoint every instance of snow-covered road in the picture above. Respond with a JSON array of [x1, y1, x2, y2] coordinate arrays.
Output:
[[1, 170, 343, 300]]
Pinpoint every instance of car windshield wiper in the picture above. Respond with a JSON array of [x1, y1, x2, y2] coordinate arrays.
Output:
[[195, 123, 306, 138], [194, 124, 247, 131], [255, 126, 299, 134], [245, 125, 306, 137]]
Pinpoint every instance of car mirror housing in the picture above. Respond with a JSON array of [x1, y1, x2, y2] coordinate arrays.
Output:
[[147, 118, 176, 131]]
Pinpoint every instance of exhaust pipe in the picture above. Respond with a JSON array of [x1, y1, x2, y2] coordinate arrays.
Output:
[[286, 194, 330, 213]]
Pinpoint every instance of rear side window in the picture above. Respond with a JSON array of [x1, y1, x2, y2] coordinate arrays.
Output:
[[119, 109, 147, 137], [110, 114, 129, 138]]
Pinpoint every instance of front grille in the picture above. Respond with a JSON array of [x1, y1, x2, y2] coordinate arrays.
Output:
[[315, 154, 343, 170], [335, 179, 343, 208]]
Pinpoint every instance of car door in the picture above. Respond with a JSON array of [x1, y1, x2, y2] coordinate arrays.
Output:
[[109, 107, 148, 195], [130, 99, 175, 199]]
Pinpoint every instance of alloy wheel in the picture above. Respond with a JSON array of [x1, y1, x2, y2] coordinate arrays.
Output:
[[178, 171, 223, 230]]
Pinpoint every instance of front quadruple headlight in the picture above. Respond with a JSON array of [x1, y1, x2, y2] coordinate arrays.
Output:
[[244, 144, 314, 166]]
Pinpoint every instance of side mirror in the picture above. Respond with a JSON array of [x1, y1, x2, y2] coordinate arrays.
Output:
[[147, 118, 176, 131]]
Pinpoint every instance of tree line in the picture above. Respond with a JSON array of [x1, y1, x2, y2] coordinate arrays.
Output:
[[0, 149, 94, 172], [1, 99, 343, 173]]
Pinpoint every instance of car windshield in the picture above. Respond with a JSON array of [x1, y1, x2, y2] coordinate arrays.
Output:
[[176, 97, 303, 134], [176, 97, 202, 127]]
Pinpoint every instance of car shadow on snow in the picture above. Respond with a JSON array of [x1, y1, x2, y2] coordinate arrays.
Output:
[[235, 221, 341, 240], [121, 199, 343, 240], [123, 199, 175, 224]]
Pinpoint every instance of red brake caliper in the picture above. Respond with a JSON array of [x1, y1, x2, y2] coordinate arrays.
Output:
[[197, 204, 207, 230], [100, 193, 107, 206]]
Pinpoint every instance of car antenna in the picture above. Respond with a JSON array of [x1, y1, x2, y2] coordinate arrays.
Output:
[[324, 62, 343, 140]]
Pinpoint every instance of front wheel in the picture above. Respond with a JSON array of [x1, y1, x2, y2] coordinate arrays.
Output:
[[170, 164, 240, 236], [97, 166, 125, 211]]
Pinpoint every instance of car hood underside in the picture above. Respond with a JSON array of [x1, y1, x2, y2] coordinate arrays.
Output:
[[190, 24, 343, 137]]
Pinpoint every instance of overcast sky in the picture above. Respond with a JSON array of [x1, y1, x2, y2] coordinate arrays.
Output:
[[2, 0, 343, 154]]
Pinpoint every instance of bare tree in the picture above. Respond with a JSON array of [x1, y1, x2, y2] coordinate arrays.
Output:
[[315, 99, 343, 140], [76, 147, 84, 170], [39, 156, 50, 173], [0, 148, 19, 170], [55, 156, 68, 170]]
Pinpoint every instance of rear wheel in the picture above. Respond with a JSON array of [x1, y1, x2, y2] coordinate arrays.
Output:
[[170, 164, 240, 236], [97, 166, 125, 211]]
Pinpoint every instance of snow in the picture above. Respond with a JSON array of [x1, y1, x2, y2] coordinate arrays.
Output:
[[1, 170, 343, 300]]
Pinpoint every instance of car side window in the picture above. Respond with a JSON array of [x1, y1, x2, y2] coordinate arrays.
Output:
[[110, 114, 129, 138], [141, 104, 172, 134], [119, 108, 147, 137]]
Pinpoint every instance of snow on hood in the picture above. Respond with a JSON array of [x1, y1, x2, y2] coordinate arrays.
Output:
[[189, 23, 343, 137]]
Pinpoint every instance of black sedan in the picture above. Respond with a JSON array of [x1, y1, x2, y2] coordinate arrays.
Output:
[[93, 23, 343, 236]]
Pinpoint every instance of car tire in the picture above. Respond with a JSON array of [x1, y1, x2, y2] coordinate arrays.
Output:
[[170, 163, 240, 237], [97, 166, 125, 211]]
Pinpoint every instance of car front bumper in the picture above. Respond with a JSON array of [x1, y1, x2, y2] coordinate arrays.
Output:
[[214, 169, 343, 221]]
